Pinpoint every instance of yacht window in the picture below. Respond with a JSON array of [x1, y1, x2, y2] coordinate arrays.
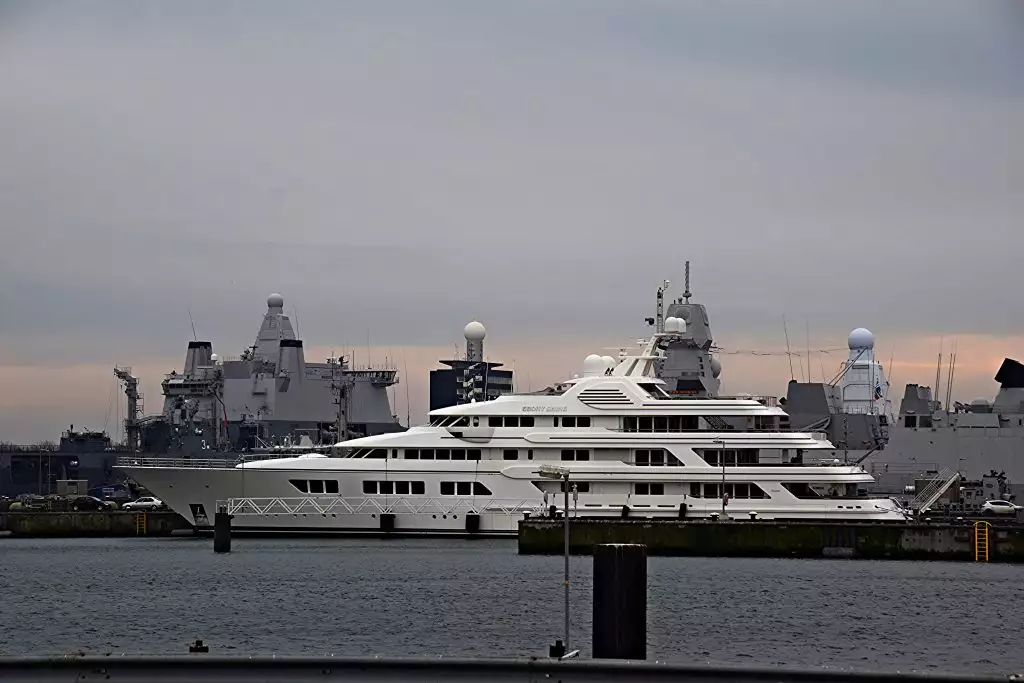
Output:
[[454, 417, 470, 427], [563, 416, 576, 428], [452, 450, 467, 461], [405, 449, 419, 459], [379, 481, 394, 495], [488, 416, 502, 427], [472, 417, 479, 427], [753, 416, 775, 431], [412, 481, 425, 495], [704, 483, 719, 499], [638, 416, 654, 432], [528, 449, 534, 460], [362, 480, 376, 494], [420, 449, 435, 460], [325, 480, 339, 494], [395, 481, 410, 495], [441, 482, 455, 495], [473, 482, 491, 495], [503, 450, 518, 461], [634, 483, 665, 495], [456, 481, 472, 496], [521, 416, 535, 427], [507, 416, 521, 428], [437, 448, 450, 460], [553, 417, 560, 427], [561, 481, 590, 493], [622, 416, 635, 431], [578, 416, 591, 427], [560, 449, 590, 462], [309, 480, 325, 494], [653, 416, 668, 432], [468, 449, 481, 461], [289, 479, 309, 494], [391, 449, 398, 459], [367, 449, 387, 459]]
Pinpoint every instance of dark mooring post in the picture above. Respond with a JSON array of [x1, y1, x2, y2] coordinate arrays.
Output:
[[213, 507, 232, 553], [592, 543, 646, 660]]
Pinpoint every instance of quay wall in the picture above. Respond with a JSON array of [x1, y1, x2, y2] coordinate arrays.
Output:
[[0, 511, 193, 538], [518, 519, 1024, 562]]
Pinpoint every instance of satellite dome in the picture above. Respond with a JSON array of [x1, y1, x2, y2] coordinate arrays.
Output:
[[583, 354, 605, 377], [971, 398, 991, 407], [210, 353, 219, 363], [267, 293, 284, 308], [710, 357, 722, 378], [848, 327, 875, 350], [464, 321, 487, 341], [664, 316, 686, 334], [601, 355, 617, 370]]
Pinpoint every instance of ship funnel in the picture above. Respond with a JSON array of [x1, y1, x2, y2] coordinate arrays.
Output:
[[184, 341, 213, 374]]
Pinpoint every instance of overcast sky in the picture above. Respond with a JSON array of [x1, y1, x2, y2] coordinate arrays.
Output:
[[2, 0, 1023, 442]]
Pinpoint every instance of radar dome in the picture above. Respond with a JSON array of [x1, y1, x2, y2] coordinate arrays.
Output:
[[583, 354, 605, 377], [267, 293, 284, 308], [710, 357, 722, 378], [971, 398, 991, 407], [464, 321, 487, 341], [601, 355, 617, 371], [210, 353, 219, 363], [848, 327, 875, 350], [664, 316, 686, 334]]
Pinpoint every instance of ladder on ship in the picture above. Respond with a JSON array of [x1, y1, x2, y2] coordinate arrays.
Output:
[[909, 467, 961, 513], [973, 521, 990, 562], [135, 512, 147, 536]]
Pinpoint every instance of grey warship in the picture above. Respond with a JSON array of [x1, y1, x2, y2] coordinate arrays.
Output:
[[646, 266, 1020, 500], [121, 293, 404, 456]]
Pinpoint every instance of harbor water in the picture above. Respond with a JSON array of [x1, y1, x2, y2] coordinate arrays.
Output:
[[0, 537, 1020, 675]]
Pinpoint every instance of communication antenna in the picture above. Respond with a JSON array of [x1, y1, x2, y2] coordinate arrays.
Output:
[[683, 260, 692, 303], [403, 354, 411, 428], [187, 307, 198, 342], [293, 305, 300, 339], [934, 337, 944, 408], [805, 320, 811, 383], [782, 315, 795, 381]]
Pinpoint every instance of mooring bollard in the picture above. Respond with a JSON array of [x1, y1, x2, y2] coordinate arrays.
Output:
[[213, 507, 232, 553], [592, 543, 646, 660]]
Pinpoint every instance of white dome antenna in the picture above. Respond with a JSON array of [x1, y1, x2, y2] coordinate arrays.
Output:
[[848, 327, 875, 351], [267, 293, 284, 309], [583, 354, 605, 377], [464, 320, 486, 361]]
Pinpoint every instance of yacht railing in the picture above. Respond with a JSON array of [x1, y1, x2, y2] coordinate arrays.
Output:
[[116, 456, 241, 469], [219, 496, 548, 518]]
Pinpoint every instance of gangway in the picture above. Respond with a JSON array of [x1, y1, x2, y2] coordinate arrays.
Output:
[[909, 468, 961, 513]]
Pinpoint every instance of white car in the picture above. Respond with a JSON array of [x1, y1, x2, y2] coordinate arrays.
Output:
[[981, 500, 1022, 516], [122, 496, 164, 511]]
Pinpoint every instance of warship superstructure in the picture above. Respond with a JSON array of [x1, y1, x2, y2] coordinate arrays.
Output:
[[122, 293, 404, 455]]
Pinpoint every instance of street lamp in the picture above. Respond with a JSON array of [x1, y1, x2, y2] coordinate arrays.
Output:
[[712, 438, 726, 519], [538, 463, 576, 658]]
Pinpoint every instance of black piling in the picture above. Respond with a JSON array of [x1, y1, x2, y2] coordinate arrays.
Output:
[[213, 508, 231, 553], [592, 543, 646, 660]]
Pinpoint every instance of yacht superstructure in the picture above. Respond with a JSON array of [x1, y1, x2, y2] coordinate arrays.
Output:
[[120, 324, 907, 535]]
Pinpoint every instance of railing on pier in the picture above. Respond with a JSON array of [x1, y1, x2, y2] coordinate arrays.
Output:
[[220, 496, 547, 518]]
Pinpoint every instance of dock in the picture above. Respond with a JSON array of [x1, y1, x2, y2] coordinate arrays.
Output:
[[517, 518, 1024, 562], [0, 511, 193, 538]]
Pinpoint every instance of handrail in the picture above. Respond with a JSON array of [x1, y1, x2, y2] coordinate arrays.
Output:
[[220, 496, 548, 518]]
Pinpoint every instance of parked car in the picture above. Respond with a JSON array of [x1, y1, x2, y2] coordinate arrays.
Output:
[[981, 500, 1023, 516], [122, 497, 164, 511], [69, 495, 115, 512]]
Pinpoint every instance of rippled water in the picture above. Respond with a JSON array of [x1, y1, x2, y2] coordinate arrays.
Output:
[[0, 537, 1020, 674]]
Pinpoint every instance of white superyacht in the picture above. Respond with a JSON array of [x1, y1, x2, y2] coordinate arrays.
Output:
[[120, 319, 907, 535]]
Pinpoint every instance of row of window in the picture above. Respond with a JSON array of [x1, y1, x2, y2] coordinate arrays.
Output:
[[404, 448, 482, 460], [555, 416, 591, 428], [623, 416, 700, 432], [689, 483, 769, 499], [634, 483, 665, 495], [487, 416, 536, 428], [503, 449, 535, 460], [429, 415, 595, 428], [289, 479, 340, 494], [439, 481, 492, 496], [362, 480, 427, 495], [560, 449, 591, 462], [701, 449, 760, 467], [635, 449, 680, 466]]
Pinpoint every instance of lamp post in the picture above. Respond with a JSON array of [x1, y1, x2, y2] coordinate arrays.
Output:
[[539, 463, 575, 657], [712, 438, 726, 519]]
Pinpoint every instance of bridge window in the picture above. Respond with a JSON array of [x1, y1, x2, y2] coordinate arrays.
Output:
[[634, 449, 678, 466]]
